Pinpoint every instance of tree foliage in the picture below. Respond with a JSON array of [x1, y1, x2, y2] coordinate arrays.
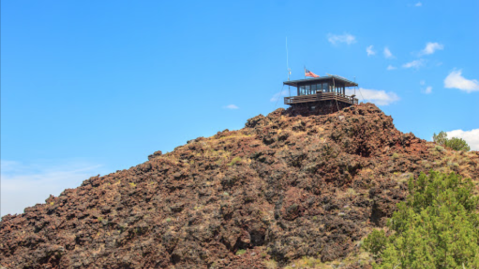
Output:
[[433, 131, 471, 151], [445, 137, 471, 152], [433, 132, 448, 147], [363, 171, 479, 268]]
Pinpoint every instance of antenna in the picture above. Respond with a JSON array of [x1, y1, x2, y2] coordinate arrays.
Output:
[[354, 76, 356, 96], [286, 37, 291, 96]]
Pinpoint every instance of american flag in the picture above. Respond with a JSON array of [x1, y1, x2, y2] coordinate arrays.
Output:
[[305, 68, 319, 78]]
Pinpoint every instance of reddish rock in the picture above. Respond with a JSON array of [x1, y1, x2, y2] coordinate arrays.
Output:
[[1, 103, 478, 268]]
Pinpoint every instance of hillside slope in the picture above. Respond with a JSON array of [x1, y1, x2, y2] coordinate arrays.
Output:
[[1, 104, 478, 268]]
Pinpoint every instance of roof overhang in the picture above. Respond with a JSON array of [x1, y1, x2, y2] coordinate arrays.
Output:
[[283, 75, 358, 87]]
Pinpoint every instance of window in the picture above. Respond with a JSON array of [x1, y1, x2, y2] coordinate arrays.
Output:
[[305, 85, 310, 95], [322, 83, 328, 92], [311, 84, 316, 94], [299, 86, 305, 95]]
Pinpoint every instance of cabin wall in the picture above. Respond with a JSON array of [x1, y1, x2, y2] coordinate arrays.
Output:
[[296, 81, 348, 96], [297, 80, 332, 96]]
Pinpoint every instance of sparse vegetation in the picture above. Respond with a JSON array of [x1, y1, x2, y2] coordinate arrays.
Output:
[[263, 259, 278, 269], [227, 156, 242, 166], [235, 249, 246, 256], [435, 145, 445, 152], [3, 104, 479, 268], [346, 188, 357, 196]]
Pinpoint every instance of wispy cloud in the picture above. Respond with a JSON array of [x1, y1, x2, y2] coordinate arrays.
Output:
[[366, 45, 376, 56], [327, 33, 356, 45], [223, 104, 239, 109], [419, 80, 432, 94], [383, 47, 394, 59], [415, 2, 422, 7], [420, 42, 444, 55], [446, 129, 479, 151], [403, 59, 425, 69], [444, 70, 479, 93], [387, 65, 397, 70], [346, 88, 399, 106], [270, 89, 289, 102], [1, 160, 106, 216]]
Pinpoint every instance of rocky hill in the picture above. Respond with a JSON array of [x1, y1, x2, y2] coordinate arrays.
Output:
[[1, 104, 478, 268]]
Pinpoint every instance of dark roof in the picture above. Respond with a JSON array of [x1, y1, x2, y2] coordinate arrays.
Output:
[[283, 75, 358, 87]]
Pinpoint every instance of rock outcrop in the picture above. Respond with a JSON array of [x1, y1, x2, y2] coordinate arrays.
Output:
[[1, 103, 478, 268]]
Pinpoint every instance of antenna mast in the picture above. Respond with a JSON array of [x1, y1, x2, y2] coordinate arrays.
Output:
[[354, 76, 356, 96], [286, 37, 291, 96]]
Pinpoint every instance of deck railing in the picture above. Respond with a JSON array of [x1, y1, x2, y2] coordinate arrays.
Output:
[[284, 92, 358, 105]]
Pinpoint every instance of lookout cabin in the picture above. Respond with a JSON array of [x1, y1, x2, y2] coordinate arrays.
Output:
[[283, 75, 359, 112]]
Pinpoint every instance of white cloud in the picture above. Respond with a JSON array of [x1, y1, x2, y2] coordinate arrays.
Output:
[[425, 86, 432, 94], [270, 89, 289, 102], [327, 33, 356, 45], [415, 2, 422, 7], [387, 65, 397, 70], [1, 160, 106, 216], [444, 70, 479, 93], [403, 59, 425, 69], [346, 88, 399, 106], [420, 80, 426, 85], [223, 104, 239, 109], [420, 42, 444, 55], [366, 45, 376, 56], [383, 47, 394, 59], [446, 129, 479, 151]]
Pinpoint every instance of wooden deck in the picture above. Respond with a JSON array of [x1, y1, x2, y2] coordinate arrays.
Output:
[[284, 92, 359, 105]]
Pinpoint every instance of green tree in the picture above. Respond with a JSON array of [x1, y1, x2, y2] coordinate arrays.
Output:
[[363, 171, 479, 268], [433, 131, 470, 151], [433, 131, 448, 147], [445, 137, 471, 151]]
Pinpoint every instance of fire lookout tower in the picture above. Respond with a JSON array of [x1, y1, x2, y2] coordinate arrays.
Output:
[[283, 75, 359, 114]]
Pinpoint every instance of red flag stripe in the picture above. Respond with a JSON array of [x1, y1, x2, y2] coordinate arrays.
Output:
[[305, 69, 319, 78]]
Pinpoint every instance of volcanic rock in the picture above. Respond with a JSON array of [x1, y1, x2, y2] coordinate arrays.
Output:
[[1, 103, 478, 268]]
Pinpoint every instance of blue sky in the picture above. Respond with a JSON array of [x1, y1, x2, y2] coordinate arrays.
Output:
[[1, 0, 478, 216]]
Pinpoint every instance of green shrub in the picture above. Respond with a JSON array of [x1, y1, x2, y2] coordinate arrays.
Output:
[[363, 171, 479, 268], [445, 137, 471, 151], [236, 249, 246, 256], [433, 131, 470, 151], [362, 230, 387, 258], [227, 157, 242, 166]]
